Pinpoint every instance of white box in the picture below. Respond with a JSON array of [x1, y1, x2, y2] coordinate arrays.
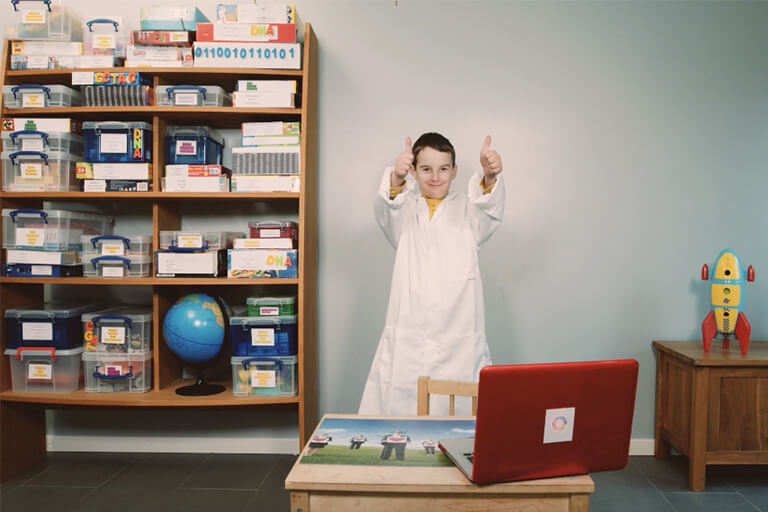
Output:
[[233, 91, 294, 108], [237, 80, 296, 93], [233, 238, 295, 250], [5, 249, 80, 265], [11, 41, 83, 56], [193, 42, 300, 69], [155, 250, 223, 277], [241, 121, 299, 137], [231, 175, 300, 193], [91, 163, 152, 180], [162, 176, 229, 192]]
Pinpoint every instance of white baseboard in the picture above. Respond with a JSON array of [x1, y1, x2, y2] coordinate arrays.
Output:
[[48, 435, 655, 457]]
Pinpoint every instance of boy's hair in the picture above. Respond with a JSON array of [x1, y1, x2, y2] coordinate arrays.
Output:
[[412, 132, 455, 167]]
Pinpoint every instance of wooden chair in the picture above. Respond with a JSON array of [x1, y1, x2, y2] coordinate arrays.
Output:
[[416, 376, 479, 416]]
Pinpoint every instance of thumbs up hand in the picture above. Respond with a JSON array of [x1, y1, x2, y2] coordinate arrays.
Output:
[[392, 136, 414, 187], [480, 136, 502, 182]]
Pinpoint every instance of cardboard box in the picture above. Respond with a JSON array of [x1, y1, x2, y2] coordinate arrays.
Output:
[[196, 22, 296, 43]]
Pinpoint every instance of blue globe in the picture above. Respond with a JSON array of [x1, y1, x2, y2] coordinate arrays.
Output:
[[163, 293, 228, 364]]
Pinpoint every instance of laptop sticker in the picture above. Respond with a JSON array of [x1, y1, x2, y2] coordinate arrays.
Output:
[[543, 407, 575, 444]]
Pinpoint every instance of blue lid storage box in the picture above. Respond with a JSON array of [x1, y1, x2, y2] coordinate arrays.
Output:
[[83, 350, 152, 393], [82, 306, 153, 353], [82, 234, 152, 257], [155, 85, 232, 107], [2, 208, 113, 251], [6, 303, 103, 349], [82, 254, 152, 278], [165, 126, 223, 165], [229, 314, 297, 356], [231, 355, 297, 397], [140, 6, 209, 31], [83, 121, 153, 163], [5, 347, 83, 393], [6, 0, 83, 40]]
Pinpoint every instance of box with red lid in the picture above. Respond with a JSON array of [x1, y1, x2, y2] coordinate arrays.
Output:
[[248, 221, 297, 241]]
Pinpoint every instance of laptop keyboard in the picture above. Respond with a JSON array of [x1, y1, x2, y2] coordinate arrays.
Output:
[[463, 452, 474, 464]]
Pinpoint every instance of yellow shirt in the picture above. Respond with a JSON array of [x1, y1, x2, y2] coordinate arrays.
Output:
[[390, 178, 495, 221]]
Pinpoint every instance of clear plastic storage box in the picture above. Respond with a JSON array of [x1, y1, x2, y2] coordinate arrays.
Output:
[[156, 85, 232, 107], [229, 314, 297, 357], [83, 17, 128, 58], [5, 347, 83, 393], [82, 234, 152, 257], [83, 254, 151, 278], [1, 130, 84, 154], [6, 0, 83, 40], [2, 150, 79, 192], [159, 231, 245, 251], [2, 84, 82, 108], [5, 303, 103, 350], [82, 306, 152, 353], [83, 350, 152, 393], [2, 208, 113, 251], [165, 126, 224, 165], [139, 6, 208, 31], [247, 296, 296, 317], [231, 355, 297, 397], [248, 221, 298, 240], [83, 121, 153, 163]]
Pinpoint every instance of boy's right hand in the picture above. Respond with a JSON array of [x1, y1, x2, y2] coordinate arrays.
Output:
[[391, 136, 414, 187]]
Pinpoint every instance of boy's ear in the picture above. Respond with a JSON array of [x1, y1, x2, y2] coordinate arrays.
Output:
[[410, 166, 418, 178], [451, 165, 458, 179]]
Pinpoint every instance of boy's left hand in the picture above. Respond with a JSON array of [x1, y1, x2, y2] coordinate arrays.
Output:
[[480, 136, 502, 183]]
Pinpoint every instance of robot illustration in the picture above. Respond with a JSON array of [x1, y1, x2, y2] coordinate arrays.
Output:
[[701, 249, 754, 355]]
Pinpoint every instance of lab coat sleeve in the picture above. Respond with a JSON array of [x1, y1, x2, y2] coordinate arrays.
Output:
[[374, 166, 412, 248], [467, 169, 505, 248]]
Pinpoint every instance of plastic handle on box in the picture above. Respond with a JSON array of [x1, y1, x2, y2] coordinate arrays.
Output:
[[90, 255, 131, 270], [15, 346, 56, 361], [87, 18, 120, 32], [9, 130, 50, 147], [94, 366, 133, 379], [15, 311, 55, 321], [12, 0, 52, 12], [168, 241, 210, 252], [90, 235, 130, 250], [241, 317, 281, 330], [92, 122, 131, 133], [91, 314, 133, 329], [11, 84, 51, 100], [9, 209, 49, 224], [9, 151, 49, 165], [241, 357, 283, 370], [165, 85, 207, 100]]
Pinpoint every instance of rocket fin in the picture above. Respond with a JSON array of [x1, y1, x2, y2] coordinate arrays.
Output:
[[701, 310, 716, 352]]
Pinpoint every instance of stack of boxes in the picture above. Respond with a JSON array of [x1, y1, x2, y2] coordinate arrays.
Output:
[[128, 6, 207, 67], [228, 220, 298, 278], [163, 125, 228, 192], [155, 230, 244, 277], [82, 234, 153, 278], [231, 121, 300, 192]]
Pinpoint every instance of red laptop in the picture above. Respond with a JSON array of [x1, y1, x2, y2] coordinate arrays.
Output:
[[439, 359, 639, 484]]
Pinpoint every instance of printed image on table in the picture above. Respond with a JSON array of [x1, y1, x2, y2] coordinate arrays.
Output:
[[300, 417, 476, 467]]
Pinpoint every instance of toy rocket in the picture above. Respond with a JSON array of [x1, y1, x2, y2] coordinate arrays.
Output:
[[701, 249, 754, 354]]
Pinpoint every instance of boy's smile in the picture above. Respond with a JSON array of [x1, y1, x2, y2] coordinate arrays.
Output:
[[411, 146, 457, 200]]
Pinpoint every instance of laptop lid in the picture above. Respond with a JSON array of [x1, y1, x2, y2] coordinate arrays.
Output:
[[446, 359, 639, 484]]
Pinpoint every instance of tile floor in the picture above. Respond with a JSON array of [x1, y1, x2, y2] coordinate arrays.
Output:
[[1, 453, 766, 511]]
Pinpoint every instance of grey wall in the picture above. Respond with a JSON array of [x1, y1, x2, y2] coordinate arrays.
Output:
[[4, 0, 767, 447]]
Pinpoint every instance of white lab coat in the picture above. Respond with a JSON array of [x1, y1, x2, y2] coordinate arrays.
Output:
[[358, 166, 505, 416]]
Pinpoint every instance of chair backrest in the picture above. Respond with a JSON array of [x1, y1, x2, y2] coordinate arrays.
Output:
[[416, 376, 479, 416]]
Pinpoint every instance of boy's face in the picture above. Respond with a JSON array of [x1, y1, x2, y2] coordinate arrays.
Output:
[[411, 147, 457, 199]]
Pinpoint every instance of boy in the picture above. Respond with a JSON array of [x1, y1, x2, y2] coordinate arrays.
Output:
[[358, 132, 504, 416]]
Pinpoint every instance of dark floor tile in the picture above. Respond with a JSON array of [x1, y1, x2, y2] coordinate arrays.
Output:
[[181, 453, 286, 491], [632, 456, 733, 492], [154, 489, 256, 512], [0, 460, 51, 495], [243, 455, 296, 512], [23, 458, 128, 488], [95, 459, 204, 490], [75, 485, 172, 512], [0, 485, 93, 512], [590, 485, 676, 512], [664, 492, 761, 512]]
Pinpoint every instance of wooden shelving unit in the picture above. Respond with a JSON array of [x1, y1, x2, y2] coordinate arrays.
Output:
[[0, 24, 318, 482]]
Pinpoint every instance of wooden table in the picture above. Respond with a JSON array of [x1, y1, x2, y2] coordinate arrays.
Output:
[[653, 341, 768, 491], [285, 414, 594, 512]]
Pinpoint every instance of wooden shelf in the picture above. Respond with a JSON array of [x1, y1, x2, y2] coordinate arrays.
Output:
[[0, 277, 299, 285], [0, 192, 299, 200]]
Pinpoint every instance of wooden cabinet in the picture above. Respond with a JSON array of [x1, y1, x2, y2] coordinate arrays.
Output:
[[0, 25, 318, 481]]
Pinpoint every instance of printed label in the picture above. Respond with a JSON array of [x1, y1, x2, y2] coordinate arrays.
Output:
[[71, 72, 95, 85], [22, 8, 46, 24], [250, 328, 276, 346], [157, 252, 215, 274], [101, 326, 126, 344], [16, 228, 44, 247], [102, 365, 124, 376], [543, 407, 576, 444], [30, 265, 52, 275], [260, 229, 281, 238], [20, 162, 43, 179], [177, 235, 203, 249], [27, 56, 49, 69], [100, 243, 125, 256], [173, 93, 198, 106], [22, 94, 45, 108], [28, 363, 52, 381], [175, 140, 197, 155], [83, 180, 107, 192], [101, 265, 125, 277], [21, 138, 44, 152], [22, 322, 53, 341], [93, 34, 116, 49], [251, 369, 276, 388], [100, 133, 127, 154], [259, 306, 279, 316]]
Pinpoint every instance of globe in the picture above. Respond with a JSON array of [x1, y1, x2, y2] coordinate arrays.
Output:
[[163, 293, 226, 364]]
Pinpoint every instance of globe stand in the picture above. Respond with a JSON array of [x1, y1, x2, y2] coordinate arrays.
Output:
[[175, 366, 225, 396]]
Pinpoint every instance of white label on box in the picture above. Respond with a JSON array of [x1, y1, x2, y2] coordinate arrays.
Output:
[[20, 162, 43, 179], [193, 42, 300, 69], [229, 250, 291, 271], [16, 228, 44, 247], [21, 138, 44, 152], [164, 165, 189, 177], [259, 307, 280, 316], [103, 365, 124, 376], [93, 34, 117, 49], [100, 133, 127, 154], [22, 7, 46, 24], [251, 369, 276, 388], [72, 72, 95, 85], [27, 56, 49, 69], [92, 163, 150, 180], [260, 229, 281, 238], [100, 243, 125, 256], [101, 265, 125, 277], [22, 94, 45, 108], [6, 250, 63, 265], [163, 176, 224, 192], [175, 140, 197, 155], [173, 93, 198, 106], [234, 238, 293, 249], [212, 23, 281, 42], [543, 407, 576, 444], [83, 180, 107, 192], [158, 252, 216, 274], [101, 326, 126, 344], [22, 322, 53, 341], [171, 32, 188, 42], [177, 235, 203, 248], [28, 363, 52, 381], [30, 265, 52, 276], [233, 175, 300, 192], [250, 328, 275, 346]]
